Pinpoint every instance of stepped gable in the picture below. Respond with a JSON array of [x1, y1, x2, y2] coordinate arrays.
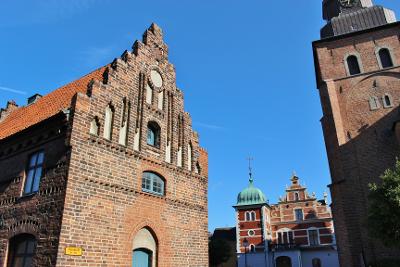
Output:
[[0, 66, 108, 140]]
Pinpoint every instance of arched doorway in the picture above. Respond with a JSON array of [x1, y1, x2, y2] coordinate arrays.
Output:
[[132, 228, 157, 267], [276, 256, 292, 267]]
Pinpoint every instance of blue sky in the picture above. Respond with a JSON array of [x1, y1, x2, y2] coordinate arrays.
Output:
[[1, 0, 399, 231]]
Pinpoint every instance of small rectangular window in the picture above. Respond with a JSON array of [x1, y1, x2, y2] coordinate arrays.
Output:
[[24, 151, 45, 195], [309, 230, 319, 246], [295, 209, 303, 221]]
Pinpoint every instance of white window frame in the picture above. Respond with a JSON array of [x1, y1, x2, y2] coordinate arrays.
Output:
[[344, 52, 364, 76], [382, 93, 394, 108], [276, 228, 294, 244], [369, 96, 380, 110], [307, 228, 320, 246]]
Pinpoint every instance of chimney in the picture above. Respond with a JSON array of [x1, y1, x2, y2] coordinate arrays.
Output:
[[27, 94, 42, 105], [0, 100, 19, 122]]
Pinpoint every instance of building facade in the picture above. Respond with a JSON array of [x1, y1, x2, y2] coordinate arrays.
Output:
[[234, 174, 339, 267], [0, 24, 209, 267], [313, 0, 400, 266]]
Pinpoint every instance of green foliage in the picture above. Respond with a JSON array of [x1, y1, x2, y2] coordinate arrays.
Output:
[[368, 159, 400, 248], [209, 238, 232, 267]]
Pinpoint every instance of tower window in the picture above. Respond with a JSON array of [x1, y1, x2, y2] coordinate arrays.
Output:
[[24, 151, 44, 195], [245, 211, 256, 221], [378, 48, 394, 69], [294, 192, 299, 201], [369, 96, 380, 110], [147, 121, 161, 148], [346, 55, 361, 75], [248, 230, 255, 236], [249, 244, 256, 253], [142, 171, 165, 196], [383, 94, 393, 108]]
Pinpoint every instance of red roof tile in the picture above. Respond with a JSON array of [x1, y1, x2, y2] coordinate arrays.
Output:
[[0, 66, 107, 140]]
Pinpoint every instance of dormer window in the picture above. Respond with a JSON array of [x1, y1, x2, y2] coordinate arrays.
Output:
[[147, 121, 161, 148]]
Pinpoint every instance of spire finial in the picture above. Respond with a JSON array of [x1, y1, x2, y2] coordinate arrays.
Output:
[[247, 156, 254, 184]]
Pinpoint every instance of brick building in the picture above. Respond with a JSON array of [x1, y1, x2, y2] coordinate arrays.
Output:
[[313, 0, 400, 266], [0, 23, 209, 267], [233, 173, 339, 267]]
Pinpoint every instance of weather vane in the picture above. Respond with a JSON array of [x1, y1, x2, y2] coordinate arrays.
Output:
[[247, 156, 254, 182]]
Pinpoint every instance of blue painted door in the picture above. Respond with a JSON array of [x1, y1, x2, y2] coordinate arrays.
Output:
[[132, 249, 152, 267]]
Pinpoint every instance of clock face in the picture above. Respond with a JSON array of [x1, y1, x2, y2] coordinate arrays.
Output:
[[339, 0, 356, 8]]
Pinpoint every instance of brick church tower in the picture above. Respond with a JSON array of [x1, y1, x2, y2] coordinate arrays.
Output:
[[0, 24, 208, 266], [313, 0, 399, 266]]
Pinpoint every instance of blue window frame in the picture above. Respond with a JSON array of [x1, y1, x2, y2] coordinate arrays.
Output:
[[24, 151, 44, 195], [142, 172, 165, 196]]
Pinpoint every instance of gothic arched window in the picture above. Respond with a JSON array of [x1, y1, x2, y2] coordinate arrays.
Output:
[[147, 121, 161, 148], [379, 48, 394, 68], [346, 55, 361, 75], [142, 171, 165, 196]]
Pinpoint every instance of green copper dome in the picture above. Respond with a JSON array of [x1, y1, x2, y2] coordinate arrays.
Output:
[[236, 177, 266, 206]]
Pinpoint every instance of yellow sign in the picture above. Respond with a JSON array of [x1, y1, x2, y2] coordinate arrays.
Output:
[[65, 247, 83, 256]]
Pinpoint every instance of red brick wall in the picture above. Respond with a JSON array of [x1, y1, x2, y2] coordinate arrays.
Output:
[[55, 24, 208, 266], [0, 116, 69, 267], [313, 23, 400, 266]]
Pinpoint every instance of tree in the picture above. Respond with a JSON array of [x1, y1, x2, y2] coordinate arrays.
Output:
[[368, 159, 400, 248], [209, 238, 232, 267]]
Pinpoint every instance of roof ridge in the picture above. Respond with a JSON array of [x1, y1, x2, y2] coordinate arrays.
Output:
[[0, 65, 108, 140]]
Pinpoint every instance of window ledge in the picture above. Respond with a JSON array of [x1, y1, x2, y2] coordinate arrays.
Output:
[[17, 193, 37, 202], [141, 189, 165, 198]]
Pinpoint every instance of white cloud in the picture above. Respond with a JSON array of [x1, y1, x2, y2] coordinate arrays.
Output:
[[0, 86, 27, 95], [194, 121, 224, 130]]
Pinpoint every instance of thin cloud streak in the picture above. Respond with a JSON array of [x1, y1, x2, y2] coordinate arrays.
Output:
[[194, 121, 224, 130], [0, 86, 27, 95]]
